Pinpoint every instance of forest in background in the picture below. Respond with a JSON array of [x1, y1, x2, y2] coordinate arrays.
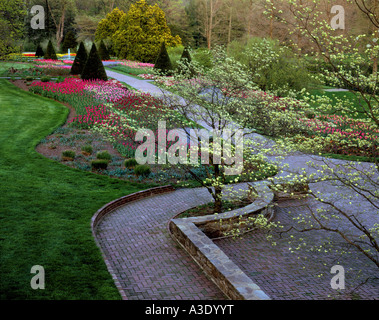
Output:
[[5, 0, 376, 54]]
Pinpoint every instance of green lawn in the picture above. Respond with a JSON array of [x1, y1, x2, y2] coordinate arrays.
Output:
[[0, 79, 152, 299], [0, 61, 35, 76], [105, 65, 151, 80]]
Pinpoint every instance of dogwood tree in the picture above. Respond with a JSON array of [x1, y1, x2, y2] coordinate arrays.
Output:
[[265, 0, 379, 281]]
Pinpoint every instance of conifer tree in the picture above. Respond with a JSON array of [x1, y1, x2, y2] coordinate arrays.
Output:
[[81, 43, 108, 81], [154, 41, 173, 75], [70, 42, 88, 75], [177, 46, 195, 77], [44, 40, 57, 60], [96, 1, 181, 62], [98, 40, 110, 61], [35, 44, 44, 58]]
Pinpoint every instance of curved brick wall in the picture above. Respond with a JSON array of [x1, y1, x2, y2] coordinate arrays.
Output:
[[91, 185, 175, 230], [169, 182, 274, 300]]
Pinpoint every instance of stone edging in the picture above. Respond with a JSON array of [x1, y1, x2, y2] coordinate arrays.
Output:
[[91, 185, 175, 300], [169, 182, 274, 300]]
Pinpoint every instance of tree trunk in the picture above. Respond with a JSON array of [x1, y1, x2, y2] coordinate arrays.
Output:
[[56, 9, 66, 48], [213, 164, 222, 213], [208, 0, 213, 50], [227, 4, 232, 49]]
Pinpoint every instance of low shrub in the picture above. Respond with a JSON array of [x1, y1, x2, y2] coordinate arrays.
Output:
[[96, 150, 112, 161], [81, 145, 93, 155], [91, 160, 109, 170], [124, 158, 138, 169], [55, 76, 65, 83], [40, 76, 51, 82], [134, 165, 151, 177], [62, 150, 75, 160]]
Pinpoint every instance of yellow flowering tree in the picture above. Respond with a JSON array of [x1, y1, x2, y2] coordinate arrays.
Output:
[[95, 0, 181, 63]]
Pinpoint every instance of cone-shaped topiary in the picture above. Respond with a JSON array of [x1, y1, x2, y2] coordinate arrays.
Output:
[[70, 42, 88, 75], [81, 43, 108, 81], [154, 41, 172, 75], [35, 44, 44, 58], [44, 40, 57, 60], [61, 30, 78, 54], [180, 46, 192, 63], [98, 40, 110, 61], [177, 46, 195, 78]]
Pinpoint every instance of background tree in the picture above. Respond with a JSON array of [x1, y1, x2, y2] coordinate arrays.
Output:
[[0, 0, 26, 58], [154, 0, 192, 46], [45, 0, 76, 48], [81, 43, 108, 81], [70, 41, 88, 75], [74, 14, 102, 42], [95, 0, 182, 62], [61, 30, 78, 53]]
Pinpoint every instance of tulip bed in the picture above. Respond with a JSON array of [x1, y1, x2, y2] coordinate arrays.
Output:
[[2, 58, 74, 77], [220, 86, 379, 160], [29, 77, 179, 159]]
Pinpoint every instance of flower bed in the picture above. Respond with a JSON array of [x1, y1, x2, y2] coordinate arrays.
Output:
[[220, 84, 378, 159], [29, 78, 175, 158], [119, 60, 155, 69], [299, 114, 378, 157]]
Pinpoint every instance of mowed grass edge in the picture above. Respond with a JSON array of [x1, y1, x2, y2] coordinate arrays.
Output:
[[0, 79, 152, 299]]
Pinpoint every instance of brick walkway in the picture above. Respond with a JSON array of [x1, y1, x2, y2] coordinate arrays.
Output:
[[95, 187, 227, 300]]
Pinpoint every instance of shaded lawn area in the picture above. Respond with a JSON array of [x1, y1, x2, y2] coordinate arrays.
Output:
[[0, 61, 35, 76], [308, 88, 371, 120], [0, 79, 153, 299]]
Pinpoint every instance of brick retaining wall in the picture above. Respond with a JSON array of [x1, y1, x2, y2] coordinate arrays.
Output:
[[169, 182, 274, 300]]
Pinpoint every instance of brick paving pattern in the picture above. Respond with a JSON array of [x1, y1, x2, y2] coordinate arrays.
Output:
[[216, 194, 379, 300], [95, 188, 227, 300]]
